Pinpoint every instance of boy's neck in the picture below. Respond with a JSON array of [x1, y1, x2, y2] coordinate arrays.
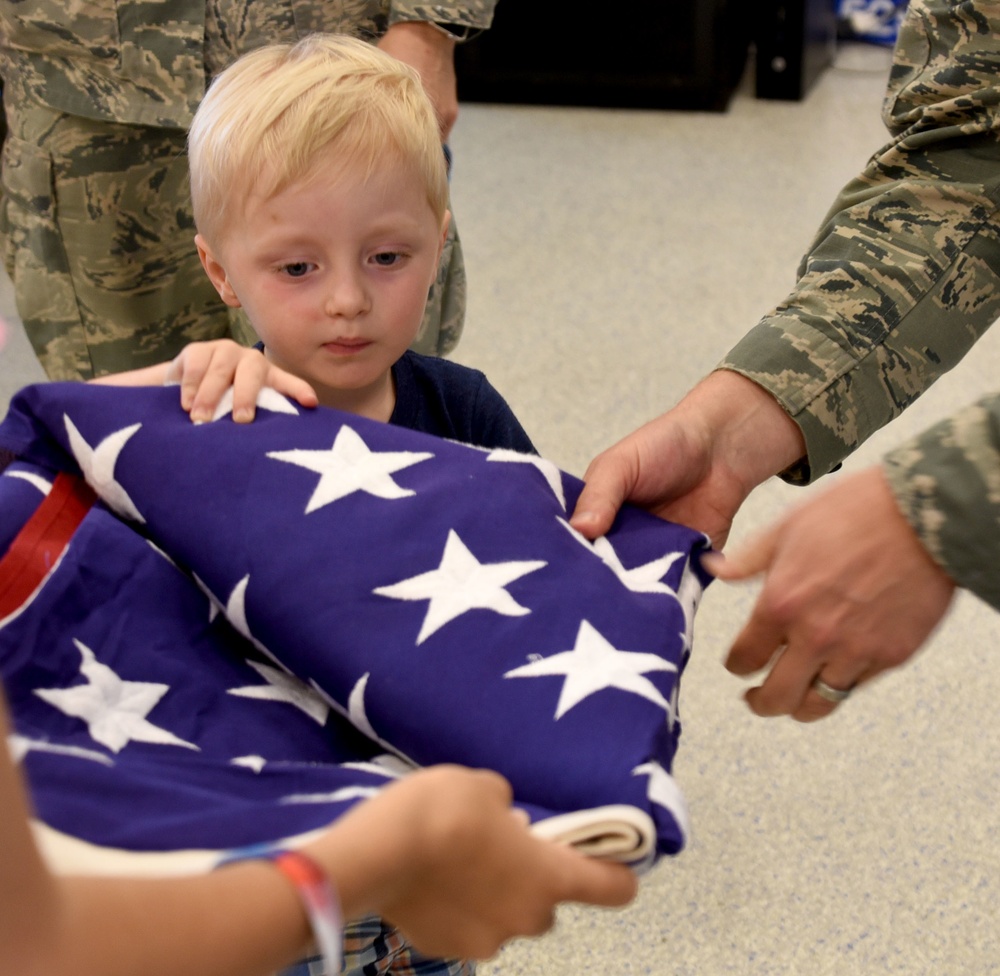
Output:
[[316, 370, 397, 424]]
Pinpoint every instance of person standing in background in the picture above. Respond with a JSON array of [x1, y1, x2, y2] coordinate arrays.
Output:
[[0, 1, 494, 380]]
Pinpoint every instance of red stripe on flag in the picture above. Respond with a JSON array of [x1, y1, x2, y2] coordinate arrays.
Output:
[[0, 472, 96, 620]]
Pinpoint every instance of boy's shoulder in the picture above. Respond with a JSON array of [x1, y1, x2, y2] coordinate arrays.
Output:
[[392, 349, 491, 422], [391, 350, 535, 454]]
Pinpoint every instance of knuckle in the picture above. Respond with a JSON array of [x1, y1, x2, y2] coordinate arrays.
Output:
[[878, 639, 914, 669], [794, 609, 850, 657], [756, 586, 805, 629]]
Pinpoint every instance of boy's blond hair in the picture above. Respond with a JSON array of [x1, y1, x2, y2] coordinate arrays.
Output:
[[188, 33, 449, 243]]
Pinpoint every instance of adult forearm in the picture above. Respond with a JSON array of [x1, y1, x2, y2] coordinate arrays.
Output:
[[722, 148, 1000, 483], [883, 391, 1000, 611], [722, 0, 1000, 483]]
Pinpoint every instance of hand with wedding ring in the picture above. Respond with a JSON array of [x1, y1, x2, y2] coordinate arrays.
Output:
[[702, 466, 957, 721]]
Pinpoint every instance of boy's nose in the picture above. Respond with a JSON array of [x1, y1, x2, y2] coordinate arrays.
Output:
[[324, 273, 370, 319]]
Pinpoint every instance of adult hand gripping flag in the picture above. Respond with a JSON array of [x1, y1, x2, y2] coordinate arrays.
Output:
[[0, 383, 711, 876]]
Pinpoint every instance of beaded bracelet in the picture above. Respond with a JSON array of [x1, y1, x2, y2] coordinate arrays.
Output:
[[216, 845, 343, 974]]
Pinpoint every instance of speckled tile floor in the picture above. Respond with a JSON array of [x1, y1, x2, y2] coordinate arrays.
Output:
[[3, 42, 998, 976]]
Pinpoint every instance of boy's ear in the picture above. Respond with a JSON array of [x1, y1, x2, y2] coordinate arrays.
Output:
[[195, 233, 242, 308], [438, 210, 451, 260]]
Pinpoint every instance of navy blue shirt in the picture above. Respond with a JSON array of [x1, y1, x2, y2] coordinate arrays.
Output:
[[253, 344, 536, 454], [390, 351, 535, 453]]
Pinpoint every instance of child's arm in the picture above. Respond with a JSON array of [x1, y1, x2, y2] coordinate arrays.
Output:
[[2, 689, 636, 976], [92, 340, 318, 423], [302, 765, 638, 961]]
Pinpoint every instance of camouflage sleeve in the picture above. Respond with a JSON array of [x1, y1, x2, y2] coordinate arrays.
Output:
[[719, 0, 1000, 485], [387, 0, 497, 34], [882, 391, 1000, 610]]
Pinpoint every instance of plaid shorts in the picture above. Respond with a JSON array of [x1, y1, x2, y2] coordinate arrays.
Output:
[[278, 915, 476, 976]]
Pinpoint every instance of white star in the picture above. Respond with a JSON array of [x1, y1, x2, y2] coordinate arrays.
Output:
[[268, 425, 433, 514], [486, 449, 566, 510], [9, 734, 114, 766], [374, 529, 546, 643], [231, 755, 268, 772], [676, 566, 705, 654], [34, 639, 198, 753], [633, 761, 690, 842], [228, 660, 329, 724], [341, 755, 414, 779], [210, 386, 300, 422], [6, 470, 52, 496], [504, 620, 677, 719], [63, 415, 145, 522], [666, 680, 680, 732], [313, 675, 419, 768], [145, 538, 173, 562], [281, 786, 382, 805], [558, 518, 686, 595], [191, 572, 223, 624], [210, 574, 277, 661], [347, 672, 380, 741]]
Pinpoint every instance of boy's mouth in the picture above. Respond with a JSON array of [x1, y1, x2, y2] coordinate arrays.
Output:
[[323, 337, 372, 355]]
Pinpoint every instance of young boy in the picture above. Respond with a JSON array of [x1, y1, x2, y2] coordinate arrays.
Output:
[[109, 32, 534, 461], [101, 32, 538, 976]]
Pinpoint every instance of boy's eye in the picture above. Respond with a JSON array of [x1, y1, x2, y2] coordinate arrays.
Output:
[[372, 251, 402, 267], [282, 262, 312, 278]]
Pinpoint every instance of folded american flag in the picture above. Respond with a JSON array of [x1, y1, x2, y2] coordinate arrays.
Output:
[[0, 383, 710, 873]]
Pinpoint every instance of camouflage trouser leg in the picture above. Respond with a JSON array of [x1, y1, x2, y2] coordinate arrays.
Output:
[[0, 102, 248, 381], [411, 201, 466, 358]]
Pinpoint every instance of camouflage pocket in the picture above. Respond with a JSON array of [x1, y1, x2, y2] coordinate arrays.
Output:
[[0, 132, 55, 220], [0, 0, 122, 62]]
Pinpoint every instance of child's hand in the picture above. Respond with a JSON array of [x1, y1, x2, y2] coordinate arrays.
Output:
[[308, 766, 638, 961], [165, 340, 318, 423]]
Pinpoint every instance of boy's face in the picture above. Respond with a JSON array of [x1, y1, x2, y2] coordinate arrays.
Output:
[[196, 155, 448, 420]]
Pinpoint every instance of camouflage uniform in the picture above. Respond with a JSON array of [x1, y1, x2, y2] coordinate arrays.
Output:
[[0, 0, 495, 380], [720, 0, 1000, 610]]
